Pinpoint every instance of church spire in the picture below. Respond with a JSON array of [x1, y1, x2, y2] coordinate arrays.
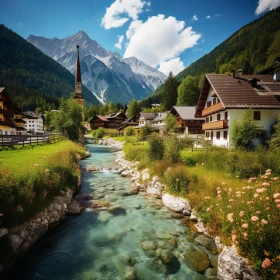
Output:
[[74, 45, 84, 106]]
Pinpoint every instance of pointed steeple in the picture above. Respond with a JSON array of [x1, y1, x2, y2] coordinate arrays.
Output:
[[74, 45, 84, 106], [75, 45, 81, 83]]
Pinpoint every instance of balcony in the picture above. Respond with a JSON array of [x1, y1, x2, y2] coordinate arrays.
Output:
[[202, 103, 224, 117], [202, 120, 228, 130]]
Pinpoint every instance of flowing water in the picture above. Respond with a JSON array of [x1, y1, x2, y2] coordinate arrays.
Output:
[[8, 144, 215, 280]]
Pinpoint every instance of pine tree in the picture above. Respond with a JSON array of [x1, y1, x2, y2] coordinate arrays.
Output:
[[161, 72, 179, 111]]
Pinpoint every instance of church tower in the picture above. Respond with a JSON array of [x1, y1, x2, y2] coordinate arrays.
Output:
[[74, 45, 84, 106]]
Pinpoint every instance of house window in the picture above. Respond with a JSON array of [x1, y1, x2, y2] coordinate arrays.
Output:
[[207, 101, 212, 108], [224, 112, 228, 120], [254, 111, 261, 121], [206, 132, 209, 138], [206, 117, 209, 123], [217, 114, 220, 121], [216, 131, 220, 140], [213, 98, 216, 105], [210, 116, 212, 122], [223, 131, 228, 140]]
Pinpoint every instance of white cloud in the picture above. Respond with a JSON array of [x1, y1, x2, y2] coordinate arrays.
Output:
[[158, 57, 185, 76], [101, 0, 150, 29], [114, 35, 124, 49], [124, 14, 201, 67], [206, 15, 211, 19], [126, 20, 142, 39], [192, 15, 198, 21], [255, 0, 280, 15]]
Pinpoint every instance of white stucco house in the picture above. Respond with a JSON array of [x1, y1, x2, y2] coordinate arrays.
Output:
[[195, 73, 280, 147], [23, 112, 44, 134]]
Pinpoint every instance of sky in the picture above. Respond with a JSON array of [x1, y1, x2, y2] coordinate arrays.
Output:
[[1, 0, 280, 76]]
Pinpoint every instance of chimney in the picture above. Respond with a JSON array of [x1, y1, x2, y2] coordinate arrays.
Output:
[[231, 69, 236, 78]]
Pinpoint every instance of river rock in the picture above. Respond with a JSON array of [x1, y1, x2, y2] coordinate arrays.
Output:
[[0, 228, 8, 238], [74, 193, 93, 202], [156, 230, 173, 240], [210, 255, 218, 270], [107, 205, 126, 215], [162, 193, 191, 213], [205, 268, 218, 279], [121, 170, 130, 177], [142, 169, 150, 181], [190, 213, 198, 222], [218, 246, 263, 280], [156, 248, 174, 265], [146, 184, 163, 198], [170, 212, 185, 219], [190, 222, 204, 234], [122, 187, 139, 196], [194, 235, 218, 254], [124, 266, 137, 280], [67, 200, 84, 215], [183, 245, 210, 273], [9, 234, 23, 252], [141, 240, 156, 250], [16, 205, 24, 213]]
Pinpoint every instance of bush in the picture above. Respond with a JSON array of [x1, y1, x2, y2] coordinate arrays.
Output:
[[92, 127, 105, 138], [148, 134, 164, 161], [138, 124, 153, 141], [164, 136, 182, 163], [164, 164, 190, 194], [151, 159, 172, 177], [123, 143, 148, 162], [124, 126, 136, 136]]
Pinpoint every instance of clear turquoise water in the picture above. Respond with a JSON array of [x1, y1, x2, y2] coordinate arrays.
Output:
[[8, 145, 210, 280]]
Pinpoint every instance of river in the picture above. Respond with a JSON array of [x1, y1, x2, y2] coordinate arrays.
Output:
[[6, 144, 217, 280]]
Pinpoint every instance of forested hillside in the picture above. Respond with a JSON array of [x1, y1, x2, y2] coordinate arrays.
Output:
[[0, 24, 100, 111], [143, 7, 280, 109], [176, 7, 280, 80]]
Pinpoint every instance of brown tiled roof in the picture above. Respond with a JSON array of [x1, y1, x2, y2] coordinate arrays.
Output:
[[195, 74, 280, 117], [171, 106, 204, 120]]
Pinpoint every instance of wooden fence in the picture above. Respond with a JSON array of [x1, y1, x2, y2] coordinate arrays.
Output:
[[0, 133, 63, 149]]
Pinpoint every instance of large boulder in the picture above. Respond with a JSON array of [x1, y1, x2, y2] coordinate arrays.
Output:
[[9, 234, 23, 252], [162, 193, 192, 213], [183, 245, 210, 273]]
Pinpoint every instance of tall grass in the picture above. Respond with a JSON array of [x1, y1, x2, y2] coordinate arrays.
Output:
[[0, 141, 86, 227]]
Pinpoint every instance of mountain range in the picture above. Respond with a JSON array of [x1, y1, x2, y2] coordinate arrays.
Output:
[[27, 31, 166, 104], [0, 24, 100, 111]]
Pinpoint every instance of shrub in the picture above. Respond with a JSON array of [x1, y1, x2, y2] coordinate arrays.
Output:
[[124, 126, 136, 136], [92, 127, 105, 138], [164, 164, 190, 194], [148, 134, 164, 161], [151, 159, 172, 177], [138, 124, 153, 141], [164, 136, 182, 163], [123, 143, 148, 162]]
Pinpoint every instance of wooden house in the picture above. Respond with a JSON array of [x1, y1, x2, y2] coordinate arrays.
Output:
[[195, 73, 280, 147], [0, 88, 26, 135], [169, 106, 204, 136], [89, 112, 127, 129]]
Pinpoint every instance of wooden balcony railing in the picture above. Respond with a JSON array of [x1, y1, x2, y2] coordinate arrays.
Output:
[[202, 120, 228, 130], [202, 103, 224, 117]]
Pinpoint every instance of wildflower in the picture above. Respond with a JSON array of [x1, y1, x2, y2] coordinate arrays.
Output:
[[272, 177, 279, 181], [207, 208, 211, 212], [265, 197, 270, 201], [236, 191, 241, 197], [33, 163, 39, 167], [242, 223, 248, 229], [254, 194, 259, 198], [243, 232, 248, 240], [222, 182, 226, 185], [273, 193, 280, 199], [44, 169, 49, 172], [217, 190, 221, 195], [256, 188, 266, 193], [277, 204, 280, 208], [256, 211, 260, 214], [229, 199, 234, 202], [262, 182, 270, 187], [265, 169, 272, 173], [251, 216, 259, 222], [261, 219, 268, 225], [262, 258, 273, 269], [227, 213, 234, 222], [204, 196, 210, 200], [275, 199, 280, 203], [228, 188, 232, 192], [239, 211, 245, 217], [266, 207, 270, 210], [232, 235, 237, 242]]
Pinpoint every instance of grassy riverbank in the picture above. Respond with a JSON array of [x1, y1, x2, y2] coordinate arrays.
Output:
[[0, 141, 86, 227], [119, 136, 280, 279]]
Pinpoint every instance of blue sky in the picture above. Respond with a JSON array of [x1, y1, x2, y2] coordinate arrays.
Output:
[[1, 0, 280, 75]]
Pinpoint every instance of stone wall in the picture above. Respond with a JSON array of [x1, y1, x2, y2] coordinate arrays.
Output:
[[101, 138, 263, 280]]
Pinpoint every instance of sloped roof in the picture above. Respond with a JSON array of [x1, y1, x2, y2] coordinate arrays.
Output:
[[195, 74, 280, 117], [171, 106, 204, 120], [139, 112, 157, 120], [152, 111, 169, 122]]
